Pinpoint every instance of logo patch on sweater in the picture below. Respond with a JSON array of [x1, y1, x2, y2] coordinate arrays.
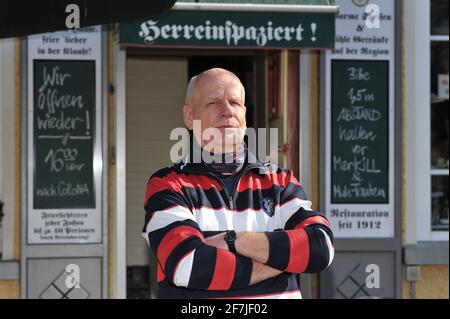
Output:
[[260, 198, 275, 217]]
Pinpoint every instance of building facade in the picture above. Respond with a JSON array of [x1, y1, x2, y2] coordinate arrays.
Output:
[[0, 0, 448, 299]]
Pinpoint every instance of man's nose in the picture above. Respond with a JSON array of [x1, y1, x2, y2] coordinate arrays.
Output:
[[220, 101, 234, 117]]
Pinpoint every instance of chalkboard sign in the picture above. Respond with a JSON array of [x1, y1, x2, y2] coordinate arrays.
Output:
[[331, 60, 389, 204], [33, 60, 95, 209]]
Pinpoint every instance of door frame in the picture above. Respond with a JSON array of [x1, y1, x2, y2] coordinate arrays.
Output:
[[114, 46, 301, 298], [115, 45, 127, 299], [0, 42, 3, 257]]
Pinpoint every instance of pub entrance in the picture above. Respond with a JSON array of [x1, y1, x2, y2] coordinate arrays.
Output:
[[125, 51, 266, 298]]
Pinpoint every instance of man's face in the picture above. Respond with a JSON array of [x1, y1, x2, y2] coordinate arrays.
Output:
[[183, 71, 247, 153]]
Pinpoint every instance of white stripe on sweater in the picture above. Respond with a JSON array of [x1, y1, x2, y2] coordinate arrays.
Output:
[[225, 290, 303, 299], [278, 197, 313, 227], [146, 206, 195, 233], [173, 249, 195, 288], [318, 228, 335, 268]]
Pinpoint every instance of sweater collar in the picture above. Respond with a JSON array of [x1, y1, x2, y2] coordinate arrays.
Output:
[[177, 136, 266, 174]]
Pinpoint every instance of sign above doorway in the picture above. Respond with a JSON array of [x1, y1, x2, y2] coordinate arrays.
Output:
[[119, 3, 337, 49]]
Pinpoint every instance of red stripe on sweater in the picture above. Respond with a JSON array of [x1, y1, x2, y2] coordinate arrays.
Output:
[[157, 263, 166, 282], [285, 228, 309, 273], [145, 171, 223, 204], [157, 225, 204, 270], [294, 215, 331, 229], [208, 249, 236, 291], [237, 171, 301, 192]]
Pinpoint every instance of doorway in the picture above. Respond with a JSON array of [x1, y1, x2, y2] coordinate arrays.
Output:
[[125, 52, 264, 298]]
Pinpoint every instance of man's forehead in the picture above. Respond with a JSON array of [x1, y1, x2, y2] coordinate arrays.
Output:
[[198, 73, 243, 93], [197, 67, 239, 80], [197, 71, 242, 88], [201, 84, 244, 103], [187, 68, 245, 104]]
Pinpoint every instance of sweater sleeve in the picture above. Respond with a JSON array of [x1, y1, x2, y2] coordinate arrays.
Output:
[[264, 170, 335, 273], [143, 171, 253, 291]]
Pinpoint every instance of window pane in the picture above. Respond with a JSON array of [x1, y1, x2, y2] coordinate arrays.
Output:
[[431, 101, 449, 168], [431, 0, 449, 35], [431, 176, 449, 230], [430, 42, 449, 168], [431, 42, 449, 98]]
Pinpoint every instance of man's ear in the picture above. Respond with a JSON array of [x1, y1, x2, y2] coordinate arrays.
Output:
[[183, 104, 193, 130]]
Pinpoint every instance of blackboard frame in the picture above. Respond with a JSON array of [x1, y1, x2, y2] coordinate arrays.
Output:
[[323, 55, 396, 239], [26, 29, 104, 246], [330, 59, 390, 205]]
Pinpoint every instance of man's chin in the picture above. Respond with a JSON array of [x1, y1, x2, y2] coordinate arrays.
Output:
[[217, 127, 238, 134], [203, 140, 242, 154]]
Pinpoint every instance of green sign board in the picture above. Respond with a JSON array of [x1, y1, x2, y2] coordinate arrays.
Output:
[[120, 10, 335, 49], [331, 60, 389, 204], [33, 60, 96, 209], [179, 0, 335, 4]]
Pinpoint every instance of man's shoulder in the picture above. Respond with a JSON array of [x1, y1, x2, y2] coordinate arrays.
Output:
[[258, 162, 291, 176], [146, 163, 183, 184], [256, 162, 302, 188]]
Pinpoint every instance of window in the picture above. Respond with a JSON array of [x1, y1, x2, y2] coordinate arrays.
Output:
[[410, 0, 449, 241], [430, 0, 449, 233]]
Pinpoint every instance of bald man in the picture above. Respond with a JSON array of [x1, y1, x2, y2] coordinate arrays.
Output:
[[142, 68, 334, 299]]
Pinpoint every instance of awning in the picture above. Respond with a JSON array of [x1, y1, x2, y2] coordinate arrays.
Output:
[[0, 0, 177, 39], [120, 1, 338, 49], [178, 0, 336, 6]]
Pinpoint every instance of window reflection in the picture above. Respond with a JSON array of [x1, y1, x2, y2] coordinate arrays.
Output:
[[431, 101, 449, 168], [430, 42, 449, 169], [432, 176, 449, 230], [431, 0, 449, 35], [430, 42, 449, 98]]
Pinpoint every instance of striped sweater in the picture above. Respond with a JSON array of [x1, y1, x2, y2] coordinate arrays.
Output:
[[142, 152, 334, 299]]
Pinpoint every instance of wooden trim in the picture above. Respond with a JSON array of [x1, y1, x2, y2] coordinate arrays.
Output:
[[14, 39, 20, 260], [0, 280, 20, 298], [280, 50, 288, 168], [287, 51, 299, 178], [310, 51, 320, 300], [310, 52, 320, 211], [127, 47, 261, 58], [267, 51, 281, 121], [173, 3, 340, 13]]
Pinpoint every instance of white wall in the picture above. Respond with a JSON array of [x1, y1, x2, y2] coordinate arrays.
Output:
[[0, 39, 16, 259], [126, 57, 187, 265]]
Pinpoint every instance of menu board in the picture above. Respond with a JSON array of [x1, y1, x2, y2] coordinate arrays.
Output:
[[27, 27, 102, 244], [331, 60, 389, 204], [34, 60, 95, 209], [324, 0, 395, 238]]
